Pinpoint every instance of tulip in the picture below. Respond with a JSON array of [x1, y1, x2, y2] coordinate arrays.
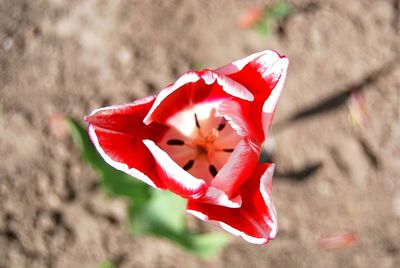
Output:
[[85, 50, 288, 244]]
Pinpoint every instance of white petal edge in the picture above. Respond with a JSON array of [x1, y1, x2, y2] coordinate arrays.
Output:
[[86, 96, 156, 119], [214, 50, 282, 76], [88, 125, 158, 188], [186, 209, 268, 245], [202, 186, 242, 208], [262, 57, 289, 113], [259, 164, 278, 239], [142, 139, 206, 199], [218, 100, 249, 137], [218, 100, 260, 152], [201, 71, 254, 101]]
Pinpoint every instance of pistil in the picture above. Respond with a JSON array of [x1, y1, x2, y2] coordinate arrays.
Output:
[[191, 129, 218, 159]]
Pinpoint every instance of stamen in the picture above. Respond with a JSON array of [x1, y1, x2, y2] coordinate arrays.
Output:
[[209, 164, 218, 177], [217, 118, 226, 131], [183, 160, 195, 171], [167, 139, 185, 146], [194, 113, 200, 128], [222, 148, 234, 153]]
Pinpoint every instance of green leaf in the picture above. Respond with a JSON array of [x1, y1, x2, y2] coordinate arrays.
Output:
[[185, 232, 231, 258], [67, 118, 150, 203], [253, 2, 293, 38], [129, 190, 186, 235], [128, 190, 230, 257], [254, 21, 271, 38], [98, 261, 115, 268], [266, 1, 293, 20], [99, 167, 151, 204], [67, 118, 106, 168]]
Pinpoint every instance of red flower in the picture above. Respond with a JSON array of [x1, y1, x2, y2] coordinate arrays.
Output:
[[85, 50, 288, 244]]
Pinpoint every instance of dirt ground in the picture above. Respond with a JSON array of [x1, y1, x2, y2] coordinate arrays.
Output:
[[1, 0, 399, 267]]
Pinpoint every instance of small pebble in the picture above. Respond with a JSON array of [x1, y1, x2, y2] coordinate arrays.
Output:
[[3, 37, 13, 50]]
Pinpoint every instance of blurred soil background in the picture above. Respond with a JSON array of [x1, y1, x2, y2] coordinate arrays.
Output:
[[1, 0, 399, 267]]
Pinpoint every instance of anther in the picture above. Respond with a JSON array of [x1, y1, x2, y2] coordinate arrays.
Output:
[[194, 113, 200, 128], [209, 164, 218, 177], [183, 160, 195, 171], [167, 139, 185, 146], [222, 148, 234, 153], [217, 118, 226, 131]]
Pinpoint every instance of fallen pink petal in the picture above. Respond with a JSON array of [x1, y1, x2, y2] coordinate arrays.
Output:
[[348, 89, 368, 127], [85, 50, 288, 244], [317, 232, 358, 250]]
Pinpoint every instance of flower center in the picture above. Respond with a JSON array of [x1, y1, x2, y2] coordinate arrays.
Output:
[[192, 117, 230, 157], [159, 103, 240, 183], [192, 130, 218, 158]]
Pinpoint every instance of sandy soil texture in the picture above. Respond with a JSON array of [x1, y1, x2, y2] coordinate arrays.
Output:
[[1, 0, 399, 267]]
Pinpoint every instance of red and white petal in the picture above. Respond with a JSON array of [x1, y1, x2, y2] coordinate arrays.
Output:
[[215, 50, 282, 77], [218, 100, 261, 151], [88, 125, 165, 189], [143, 139, 207, 199], [143, 71, 254, 125], [187, 163, 278, 245], [261, 57, 289, 135], [86, 97, 168, 189], [143, 72, 201, 125], [227, 50, 288, 106], [211, 140, 259, 198], [201, 70, 254, 101], [196, 186, 242, 208], [217, 51, 289, 141], [229, 53, 288, 139], [86, 96, 166, 141]]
